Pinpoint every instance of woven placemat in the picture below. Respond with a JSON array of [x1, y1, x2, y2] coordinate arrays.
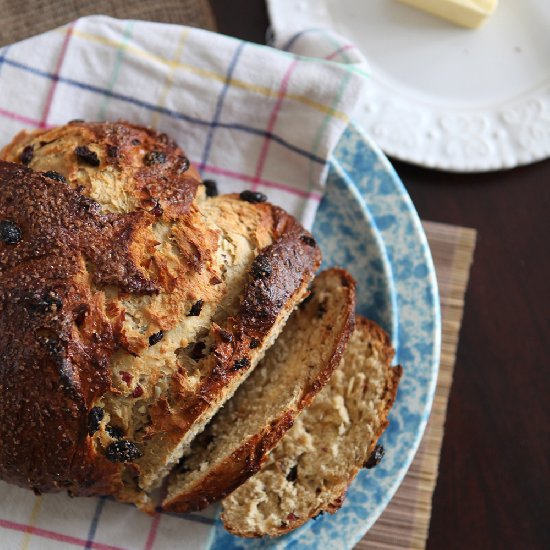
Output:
[[356, 221, 476, 549], [0, 0, 215, 46]]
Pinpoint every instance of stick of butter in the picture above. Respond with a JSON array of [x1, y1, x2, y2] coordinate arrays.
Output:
[[396, 0, 498, 29]]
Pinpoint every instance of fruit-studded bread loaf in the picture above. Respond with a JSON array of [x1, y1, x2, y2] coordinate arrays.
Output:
[[0, 121, 320, 509], [221, 317, 402, 537], [163, 268, 356, 513]]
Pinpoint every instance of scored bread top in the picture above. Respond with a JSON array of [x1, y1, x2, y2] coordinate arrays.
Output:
[[221, 317, 402, 537], [0, 122, 320, 508], [163, 268, 356, 513]]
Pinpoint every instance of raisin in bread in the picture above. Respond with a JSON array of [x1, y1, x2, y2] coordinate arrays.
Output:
[[0, 121, 320, 510], [221, 317, 402, 537], [162, 268, 356, 513]]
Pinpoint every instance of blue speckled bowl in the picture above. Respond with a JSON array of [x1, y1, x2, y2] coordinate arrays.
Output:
[[208, 123, 441, 549]]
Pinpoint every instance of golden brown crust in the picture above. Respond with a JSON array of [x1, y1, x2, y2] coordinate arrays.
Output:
[[0, 121, 321, 504], [0, 161, 159, 494], [0, 121, 204, 499], [163, 268, 355, 514]]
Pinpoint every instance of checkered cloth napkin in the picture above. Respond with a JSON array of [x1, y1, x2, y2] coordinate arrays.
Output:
[[0, 14, 367, 550]]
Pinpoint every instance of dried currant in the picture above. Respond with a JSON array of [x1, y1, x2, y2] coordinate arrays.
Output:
[[105, 440, 142, 462], [286, 464, 298, 482], [251, 255, 272, 279], [149, 198, 163, 217], [0, 220, 22, 244], [178, 156, 190, 173], [249, 338, 260, 349], [73, 304, 88, 326], [203, 179, 218, 197], [363, 444, 385, 469], [106, 425, 124, 439], [300, 235, 316, 247], [87, 407, 104, 436], [43, 171, 67, 183], [43, 336, 63, 357], [28, 291, 63, 313], [77, 194, 101, 213], [239, 190, 267, 203], [188, 300, 204, 317], [106, 145, 119, 158], [120, 371, 133, 385], [131, 385, 144, 398], [149, 330, 164, 346], [219, 329, 233, 343], [74, 145, 100, 167], [20, 145, 34, 165], [68, 118, 84, 124], [232, 358, 250, 371], [143, 150, 166, 165], [131, 138, 141, 146], [189, 342, 206, 360]]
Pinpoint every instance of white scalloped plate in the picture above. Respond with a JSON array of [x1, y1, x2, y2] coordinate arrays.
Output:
[[268, 0, 550, 171]]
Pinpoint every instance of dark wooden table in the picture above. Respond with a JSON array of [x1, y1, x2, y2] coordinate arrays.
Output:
[[210, 2, 549, 548]]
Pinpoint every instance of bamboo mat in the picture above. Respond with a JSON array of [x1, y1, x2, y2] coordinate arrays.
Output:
[[0, 2, 477, 547], [356, 221, 477, 549]]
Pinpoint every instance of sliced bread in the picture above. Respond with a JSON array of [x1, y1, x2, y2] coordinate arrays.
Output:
[[221, 317, 402, 537], [162, 268, 356, 513]]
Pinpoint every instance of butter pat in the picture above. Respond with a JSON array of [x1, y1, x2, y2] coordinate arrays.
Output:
[[397, 0, 498, 29]]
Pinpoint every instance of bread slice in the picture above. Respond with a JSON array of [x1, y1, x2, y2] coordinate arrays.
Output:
[[162, 268, 356, 513], [221, 317, 402, 537]]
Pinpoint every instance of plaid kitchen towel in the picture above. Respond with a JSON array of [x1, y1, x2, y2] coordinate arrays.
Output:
[[0, 14, 368, 550], [0, 15, 367, 228]]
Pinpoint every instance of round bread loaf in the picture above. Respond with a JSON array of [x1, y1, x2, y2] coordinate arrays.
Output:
[[0, 121, 321, 509]]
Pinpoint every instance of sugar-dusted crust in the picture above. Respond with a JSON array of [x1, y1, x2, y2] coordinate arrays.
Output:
[[0, 160, 144, 497], [221, 316, 402, 537], [162, 269, 356, 513], [0, 122, 321, 507]]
